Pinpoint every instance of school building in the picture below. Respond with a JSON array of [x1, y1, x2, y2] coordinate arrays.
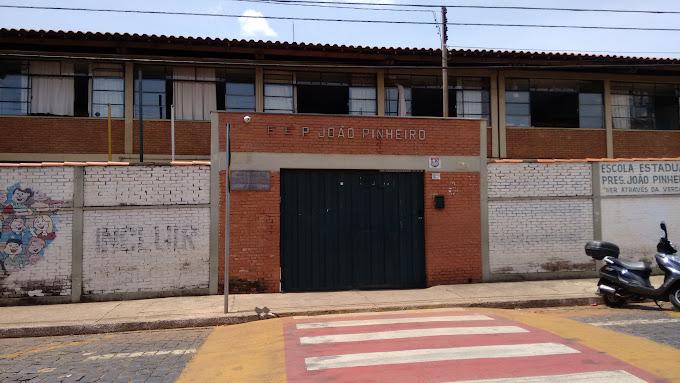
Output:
[[1, 28, 680, 300]]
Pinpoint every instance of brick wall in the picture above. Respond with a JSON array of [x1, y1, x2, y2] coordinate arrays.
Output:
[[0, 167, 74, 299], [0, 164, 210, 304], [82, 207, 209, 295], [218, 170, 281, 293], [506, 128, 607, 159], [82, 165, 210, 295], [424, 172, 482, 285], [218, 112, 485, 292], [133, 120, 210, 156], [613, 130, 680, 158], [219, 112, 482, 156], [84, 166, 209, 206], [487, 163, 595, 276], [0, 116, 125, 154]]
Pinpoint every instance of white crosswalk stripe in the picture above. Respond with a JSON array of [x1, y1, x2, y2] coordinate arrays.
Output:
[[304, 342, 580, 371], [300, 325, 528, 344], [445, 370, 647, 383], [296, 315, 494, 329]]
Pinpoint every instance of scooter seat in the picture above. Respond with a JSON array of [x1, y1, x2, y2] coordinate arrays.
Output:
[[612, 258, 651, 271]]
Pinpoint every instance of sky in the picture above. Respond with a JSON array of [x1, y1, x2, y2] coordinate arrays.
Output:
[[1, 0, 680, 58]]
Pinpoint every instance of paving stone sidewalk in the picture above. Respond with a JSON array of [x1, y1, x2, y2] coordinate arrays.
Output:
[[3, 277, 660, 338]]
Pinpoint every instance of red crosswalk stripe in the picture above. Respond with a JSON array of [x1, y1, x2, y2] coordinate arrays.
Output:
[[283, 310, 658, 383]]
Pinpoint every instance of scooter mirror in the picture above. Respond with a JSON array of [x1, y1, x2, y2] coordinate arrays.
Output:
[[661, 222, 668, 238]]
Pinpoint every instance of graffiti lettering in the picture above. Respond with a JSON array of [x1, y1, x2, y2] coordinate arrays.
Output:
[[95, 225, 198, 254]]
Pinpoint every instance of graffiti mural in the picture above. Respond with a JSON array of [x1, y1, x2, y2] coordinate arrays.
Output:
[[0, 183, 63, 275]]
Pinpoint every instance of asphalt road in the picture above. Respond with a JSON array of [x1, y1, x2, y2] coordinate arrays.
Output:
[[529, 303, 680, 349], [0, 328, 210, 383]]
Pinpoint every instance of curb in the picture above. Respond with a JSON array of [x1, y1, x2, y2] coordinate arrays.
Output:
[[0, 296, 601, 338]]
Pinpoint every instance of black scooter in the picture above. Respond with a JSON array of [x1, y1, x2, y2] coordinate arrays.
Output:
[[585, 222, 680, 309]]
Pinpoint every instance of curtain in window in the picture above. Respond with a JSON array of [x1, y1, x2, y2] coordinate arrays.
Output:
[[30, 61, 74, 116], [612, 94, 632, 129], [173, 67, 216, 120]]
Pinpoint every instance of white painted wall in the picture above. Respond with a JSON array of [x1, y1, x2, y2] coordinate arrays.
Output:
[[488, 163, 595, 276], [82, 207, 210, 294], [84, 166, 209, 206], [488, 163, 591, 198], [601, 197, 680, 263]]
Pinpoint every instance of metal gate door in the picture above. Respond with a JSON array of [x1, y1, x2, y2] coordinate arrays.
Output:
[[281, 170, 425, 292]]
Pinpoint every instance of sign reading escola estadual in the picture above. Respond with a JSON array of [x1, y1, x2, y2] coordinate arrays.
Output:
[[600, 161, 680, 196]]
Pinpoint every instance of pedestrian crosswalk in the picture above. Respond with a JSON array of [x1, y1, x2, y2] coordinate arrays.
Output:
[[283, 309, 653, 382]]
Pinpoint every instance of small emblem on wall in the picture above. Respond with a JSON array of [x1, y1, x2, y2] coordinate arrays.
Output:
[[429, 156, 442, 169]]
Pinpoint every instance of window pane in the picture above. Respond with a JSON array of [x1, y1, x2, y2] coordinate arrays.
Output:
[[227, 95, 255, 111], [92, 104, 124, 118], [92, 90, 124, 105], [579, 104, 603, 118], [264, 97, 293, 111], [580, 116, 603, 129], [226, 82, 254, 96], [506, 115, 530, 126], [265, 84, 293, 98], [350, 100, 376, 115], [93, 77, 124, 92], [578, 93, 602, 105], [349, 87, 376, 100], [506, 91, 529, 103], [506, 103, 530, 115], [0, 102, 27, 115]]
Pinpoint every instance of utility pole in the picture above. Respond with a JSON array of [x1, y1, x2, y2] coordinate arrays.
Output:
[[137, 69, 144, 163], [441, 6, 449, 118]]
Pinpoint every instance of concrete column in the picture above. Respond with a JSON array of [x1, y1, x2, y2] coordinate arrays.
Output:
[[71, 167, 84, 303], [255, 67, 264, 113], [497, 73, 507, 158], [376, 70, 385, 116], [604, 79, 614, 158], [490, 72, 500, 158], [479, 121, 491, 281], [209, 112, 223, 294], [124, 62, 134, 155]]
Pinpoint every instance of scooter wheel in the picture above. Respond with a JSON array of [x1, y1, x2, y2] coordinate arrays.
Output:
[[670, 286, 680, 310], [602, 293, 626, 308]]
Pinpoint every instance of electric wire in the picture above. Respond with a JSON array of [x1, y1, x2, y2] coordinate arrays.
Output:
[[231, 0, 680, 15], [2, 5, 680, 32]]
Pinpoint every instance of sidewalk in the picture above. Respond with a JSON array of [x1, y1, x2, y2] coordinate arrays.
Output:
[[1, 277, 646, 338]]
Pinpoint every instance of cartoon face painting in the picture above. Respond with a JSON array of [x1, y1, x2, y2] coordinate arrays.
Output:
[[12, 188, 33, 205], [27, 237, 45, 256], [4, 239, 23, 257], [10, 217, 25, 235], [0, 183, 61, 273]]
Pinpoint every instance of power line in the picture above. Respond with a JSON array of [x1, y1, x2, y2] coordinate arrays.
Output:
[[3, 5, 680, 32], [230, 0, 430, 12], [447, 45, 680, 55], [232, 0, 680, 15]]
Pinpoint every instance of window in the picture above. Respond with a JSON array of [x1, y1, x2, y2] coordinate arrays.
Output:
[[0, 61, 29, 115], [385, 74, 490, 120], [505, 78, 603, 128], [264, 70, 377, 115], [91, 63, 124, 118], [452, 77, 490, 120], [29, 61, 75, 116], [385, 85, 412, 116], [612, 82, 679, 130], [264, 71, 294, 113], [134, 66, 169, 119], [172, 67, 216, 121], [218, 68, 255, 112]]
